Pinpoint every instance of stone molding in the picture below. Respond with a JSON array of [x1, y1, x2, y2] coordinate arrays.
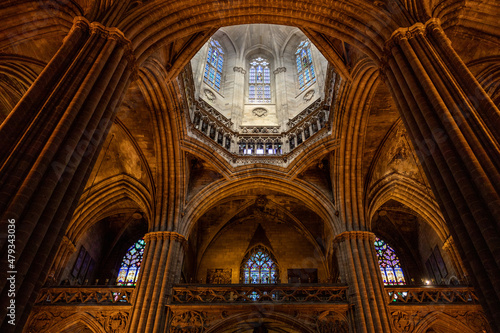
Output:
[[233, 66, 246, 74], [144, 231, 187, 244], [273, 67, 287, 74], [70, 16, 136, 67], [333, 231, 375, 244]]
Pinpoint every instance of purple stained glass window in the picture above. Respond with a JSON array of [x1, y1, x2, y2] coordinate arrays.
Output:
[[241, 245, 278, 284], [374, 237, 406, 285], [117, 239, 146, 286]]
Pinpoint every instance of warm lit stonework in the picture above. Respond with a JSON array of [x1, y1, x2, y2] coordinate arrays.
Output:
[[0, 1, 498, 333]]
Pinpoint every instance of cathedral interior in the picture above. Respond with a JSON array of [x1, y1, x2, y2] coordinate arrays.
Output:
[[0, 0, 499, 332]]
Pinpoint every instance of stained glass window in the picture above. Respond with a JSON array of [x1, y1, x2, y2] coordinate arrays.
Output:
[[203, 39, 224, 91], [295, 40, 316, 91], [241, 245, 278, 284], [116, 239, 146, 286], [249, 57, 271, 103], [374, 237, 406, 285]]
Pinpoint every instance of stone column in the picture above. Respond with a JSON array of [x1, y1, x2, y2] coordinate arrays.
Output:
[[382, 18, 500, 330], [0, 16, 134, 331], [273, 66, 288, 128], [334, 231, 392, 333], [127, 231, 186, 333], [442, 236, 468, 284], [45, 235, 77, 285], [232, 66, 246, 129]]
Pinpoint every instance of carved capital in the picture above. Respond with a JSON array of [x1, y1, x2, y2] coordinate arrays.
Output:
[[273, 67, 287, 74], [233, 66, 246, 74], [333, 231, 375, 244], [384, 18, 441, 55], [144, 231, 188, 245], [61, 235, 76, 253]]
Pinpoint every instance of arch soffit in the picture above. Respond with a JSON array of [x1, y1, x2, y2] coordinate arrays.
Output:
[[195, 197, 330, 274], [67, 174, 153, 241], [412, 311, 477, 333], [204, 310, 317, 333], [118, 1, 399, 65], [180, 177, 338, 237], [367, 174, 448, 240], [45, 312, 105, 333]]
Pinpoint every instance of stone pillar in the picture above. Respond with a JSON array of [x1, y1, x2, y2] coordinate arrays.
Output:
[[273, 66, 288, 128], [0, 16, 134, 331], [334, 231, 392, 333], [128, 231, 186, 333], [382, 18, 500, 330], [442, 236, 468, 284], [232, 66, 246, 129], [45, 235, 77, 285]]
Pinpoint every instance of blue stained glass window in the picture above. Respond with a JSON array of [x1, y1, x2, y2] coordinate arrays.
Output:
[[295, 40, 316, 91], [249, 57, 271, 103], [203, 39, 224, 91], [374, 237, 406, 285], [117, 239, 146, 286], [241, 245, 278, 284]]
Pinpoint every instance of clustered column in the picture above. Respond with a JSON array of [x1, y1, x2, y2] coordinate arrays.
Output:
[[0, 16, 134, 332], [382, 18, 500, 330], [334, 231, 392, 333], [128, 231, 187, 333]]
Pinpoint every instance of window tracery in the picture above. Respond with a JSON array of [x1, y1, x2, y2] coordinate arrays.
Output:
[[116, 239, 146, 286], [241, 245, 278, 284], [249, 57, 271, 103], [203, 39, 224, 91], [374, 237, 406, 285], [295, 40, 316, 91]]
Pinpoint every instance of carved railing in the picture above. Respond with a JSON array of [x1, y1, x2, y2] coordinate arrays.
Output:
[[34, 286, 134, 305], [386, 286, 479, 305], [171, 284, 348, 304]]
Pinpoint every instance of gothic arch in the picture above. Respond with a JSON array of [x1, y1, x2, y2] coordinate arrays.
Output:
[[205, 311, 316, 333], [367, 173, 448, 240], [180, 175, 338, 237], [67, 174, 153, 241], [413, 312, 476, 333], [44, 312, 105, 333]]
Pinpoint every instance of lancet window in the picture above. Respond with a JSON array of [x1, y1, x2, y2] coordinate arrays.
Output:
[[241, 245, 278, 284], [204, 39, 224, 91], [249, 57, 271, 103], [295, 40, 316, 91], [116, 239, 146, 286], [374, 237, 406, 285]]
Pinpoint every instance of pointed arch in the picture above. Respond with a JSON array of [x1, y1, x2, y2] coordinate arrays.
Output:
[[241, 245, 279, 284]]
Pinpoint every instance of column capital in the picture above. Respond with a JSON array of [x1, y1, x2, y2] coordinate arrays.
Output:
[[333, 231, 376, 244], [385, 18, 442, 48], [143, 231, 188, 245], [273, 67, 287, 75], [69, 16, 137, 71], [61, 235, 76, 253], [442, 235, 455, 250]]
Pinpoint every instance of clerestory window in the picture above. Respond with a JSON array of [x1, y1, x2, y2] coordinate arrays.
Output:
[[249, 57, 271, 103], [374, 237, 406, 285], [116, 239, 146, 286], [203, 39, 224, 91], [295, 40, 316, 91]]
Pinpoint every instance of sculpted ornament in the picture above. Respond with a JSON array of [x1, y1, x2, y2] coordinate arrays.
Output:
[[303, 90, 315, 101], [204, 89, 216, 101], [252, 108, 268, 117], [170, 311, 206, 332], [315, 311, 348, 333]]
